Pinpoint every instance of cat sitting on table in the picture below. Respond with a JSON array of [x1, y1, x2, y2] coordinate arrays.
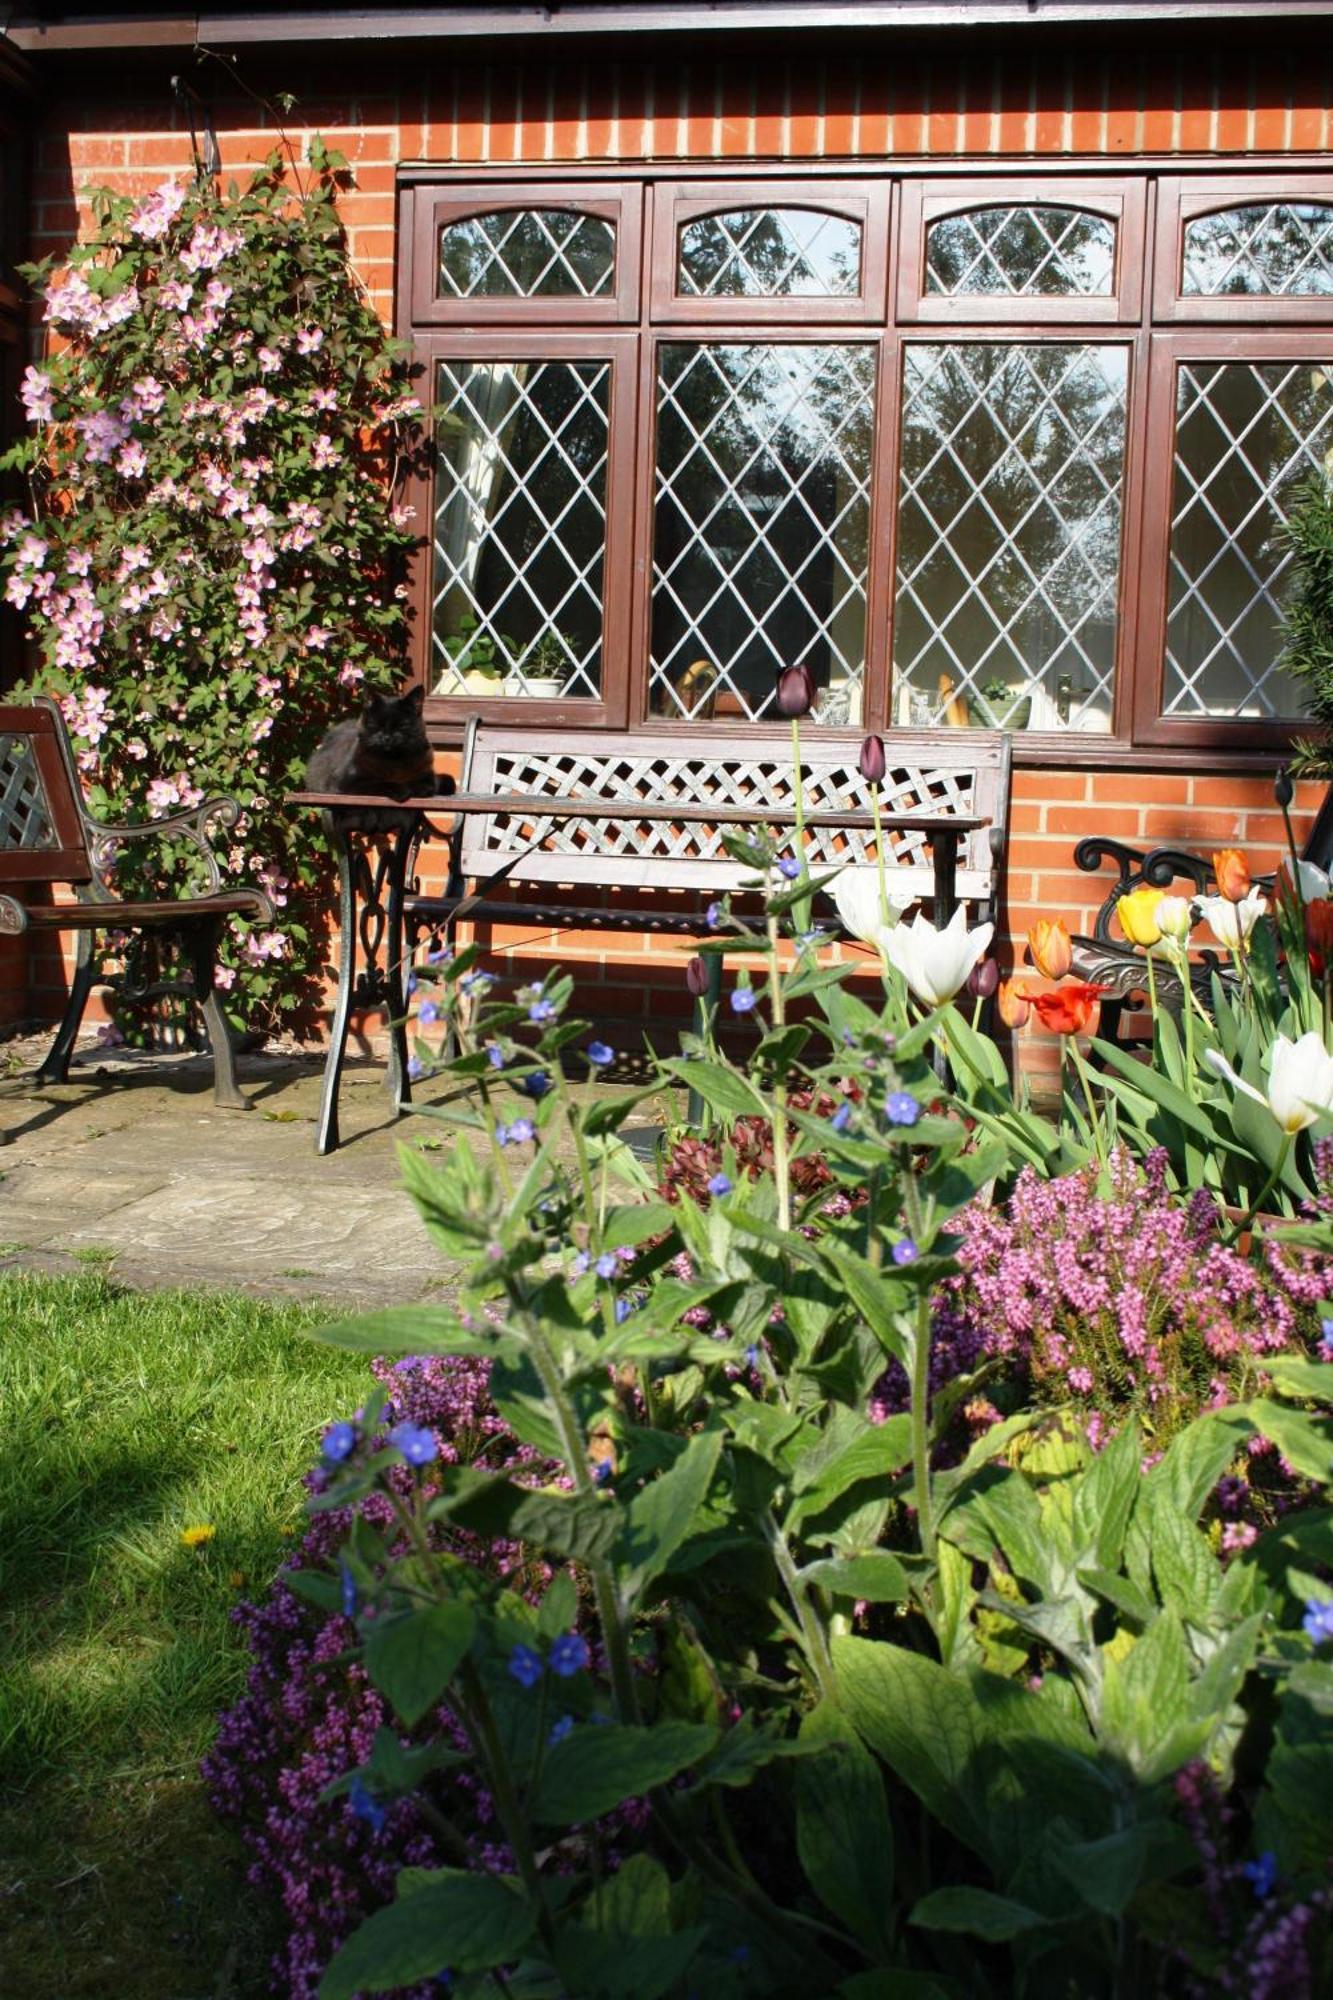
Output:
[[303, 685, 446, 830]]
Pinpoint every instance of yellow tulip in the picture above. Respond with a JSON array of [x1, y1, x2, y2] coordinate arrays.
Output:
[[1117, 886, 1165, 948]]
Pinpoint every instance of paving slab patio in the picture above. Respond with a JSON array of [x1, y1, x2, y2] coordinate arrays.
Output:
[[0, 1035, 670, 1306]]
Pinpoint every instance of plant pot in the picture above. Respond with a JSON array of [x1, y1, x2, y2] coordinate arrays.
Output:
[[968, 691, 1033, 731], [502, 673, 562, 699]]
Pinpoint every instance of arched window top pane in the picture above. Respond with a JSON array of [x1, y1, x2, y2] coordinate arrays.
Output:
[[1181, 203, 1333, 297], [439, 210, 616, 299], [677, 209, 862, 297], [925, 205, 1116, 297]]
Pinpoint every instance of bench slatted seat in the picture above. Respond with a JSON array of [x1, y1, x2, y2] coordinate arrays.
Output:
[[0, 697, 275, 1108], [297, 720, 1011, 1153]]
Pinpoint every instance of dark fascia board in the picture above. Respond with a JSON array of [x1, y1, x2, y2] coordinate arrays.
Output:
[[5, 2, 1330, 55]]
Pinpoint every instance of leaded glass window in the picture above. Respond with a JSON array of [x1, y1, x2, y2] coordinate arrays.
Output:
[[1163, 361, 1333, 718], [926, 206, 1116, 298], [439, 210, 616, 299], [650, 343, 874, 722], [431, 358, 610, 700], [677, 209, 862, 298], [893, 343, 1128, 731], [1182, 205, 1333, 298]]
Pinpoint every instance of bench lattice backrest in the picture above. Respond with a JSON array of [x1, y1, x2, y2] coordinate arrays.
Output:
[[0, 702, 94, 885], [456, 724, 1009, 904]]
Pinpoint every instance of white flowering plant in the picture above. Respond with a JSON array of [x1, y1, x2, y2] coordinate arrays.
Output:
[[0, 137, 430, 1028]]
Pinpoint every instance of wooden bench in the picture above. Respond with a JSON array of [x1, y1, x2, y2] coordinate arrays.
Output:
[[1065, 782, 1333, 1045], [0, 698, 275, 1108], [297, 721, 1011, 1153]]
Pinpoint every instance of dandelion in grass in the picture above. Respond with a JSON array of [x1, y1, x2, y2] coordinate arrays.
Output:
[[181, 1523, 216, 1547]]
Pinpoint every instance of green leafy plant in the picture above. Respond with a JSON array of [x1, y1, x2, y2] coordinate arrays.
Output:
[[0, 136, 430, 1029]]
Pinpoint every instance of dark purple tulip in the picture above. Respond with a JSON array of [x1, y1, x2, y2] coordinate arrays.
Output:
[[859, 733, 886, 784], [685, 955, 710, 997], [967, 956, 1000, 1000], [1275, 766, 1294, 809], [775, 664, 816, 718]]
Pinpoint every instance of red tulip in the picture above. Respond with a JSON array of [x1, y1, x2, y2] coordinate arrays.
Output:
[[1019, 980, 1108, 1037], [775, 665, 816, 718], [858, 733, 886, 784]]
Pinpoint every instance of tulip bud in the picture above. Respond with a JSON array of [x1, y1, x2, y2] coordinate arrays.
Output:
[[685, 955, 710, 997], [1275, 766, 1294, 809], [1027, 917, 1073, 981], [775, 664, 816, 718], [858, 733, 886, 784], [996, 978, 1031, 1029], [1212, 848, 1251, 903], [967, 956, 999, 999], [1116, 886, 1164, 948]]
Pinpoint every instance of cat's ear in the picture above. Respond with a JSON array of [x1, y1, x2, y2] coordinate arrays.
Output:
[[404, 683, 425, 711]]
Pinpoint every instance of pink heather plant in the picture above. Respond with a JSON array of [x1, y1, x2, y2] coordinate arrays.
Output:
[[0, 137, 431, 1031], [871, 1148, 1329, 1453]]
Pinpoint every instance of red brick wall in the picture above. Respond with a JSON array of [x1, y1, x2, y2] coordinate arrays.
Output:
[[5, 41, 1327, 1057]]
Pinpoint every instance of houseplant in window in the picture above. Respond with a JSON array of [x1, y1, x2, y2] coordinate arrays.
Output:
[[0, 136, 428, 1034], [967, 675, 1033, 731]]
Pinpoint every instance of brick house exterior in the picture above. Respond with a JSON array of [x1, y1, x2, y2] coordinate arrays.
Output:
[[2, 2, 1330, 1083]]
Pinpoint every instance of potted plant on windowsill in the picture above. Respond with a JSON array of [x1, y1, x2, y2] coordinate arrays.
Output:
[[968, 676, 1033, 731], [434, 615, 515, 697]]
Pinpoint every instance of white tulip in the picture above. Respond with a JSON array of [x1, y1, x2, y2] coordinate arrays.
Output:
[[1279, 855, 1331, 903], [1154, 895, 1196, 942], [830, 866, 916, 947], [1196, 888, 1268, 950], [1205, 1030, 1333, 1133], [881, 905, 994, 1008]]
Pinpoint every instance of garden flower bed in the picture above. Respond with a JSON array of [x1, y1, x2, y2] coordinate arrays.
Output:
[[206, 767, 1333, 2000]]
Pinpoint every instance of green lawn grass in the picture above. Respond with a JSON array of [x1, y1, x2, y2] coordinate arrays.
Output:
[[0, 1270, 368, 1998]]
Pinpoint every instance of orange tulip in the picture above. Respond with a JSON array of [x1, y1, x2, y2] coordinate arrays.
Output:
[[1027, 917, 1073, 981], [996, 978, 1031, 1029], [1213, 848, 1251, 903], [1020, 980, 1108, 1037]]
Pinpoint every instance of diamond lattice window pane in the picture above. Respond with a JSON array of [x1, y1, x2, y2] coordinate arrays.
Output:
[[431, 359, 609, 699], [650, 343, 875, 722], [1182, 205, 1333, 298], [439, 210, 616, 299], [892, 344, 1127, 732], [1163, 360, 1333, 718], [926, 207, 1115, 297], [678, 210, 862, 298], [0, 733, 56, 849]]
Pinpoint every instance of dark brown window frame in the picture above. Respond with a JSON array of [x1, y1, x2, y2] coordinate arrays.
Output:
[[648, 179, 889, 325], [398, 162, 1333, 765], [409, 183, 644, 325]]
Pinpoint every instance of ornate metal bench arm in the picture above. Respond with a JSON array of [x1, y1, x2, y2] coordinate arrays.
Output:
[[1074, 835, 1213, 944], [79, 795, 244, 896]]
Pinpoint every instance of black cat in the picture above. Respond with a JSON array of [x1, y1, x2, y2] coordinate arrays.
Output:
[[304, 685, 442, 829]]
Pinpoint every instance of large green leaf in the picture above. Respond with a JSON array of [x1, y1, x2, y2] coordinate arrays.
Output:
[[318, 1870, 537, 1996], [1070, 1419, 1139, 1571], [1239, 1398, 1333, 1484], [363, 1601, 476, 1728], [555, 1856, 707, 2000], [529, 1719, 718, 1825], [798, 1551, 910, 1604], [795, 1701, 895, 1957], [659, 1056, 768, 1121], [618, 1427, 723, 1606], [908, 1886, 1046, 1942], [788, 1416, 913, 1527], [305, 1305, 520, 1361], [832, 1637, 990, 1857]]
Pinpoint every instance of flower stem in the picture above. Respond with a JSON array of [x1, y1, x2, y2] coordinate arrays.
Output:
[[1223, 1131, 1293, 1247], [790, 713, 812, 936], [762, 1508, 836, 1703]]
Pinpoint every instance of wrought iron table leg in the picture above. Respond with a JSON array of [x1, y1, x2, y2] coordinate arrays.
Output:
[[35, 929, 99, 1085], [385, 822, 412, 1115], [316, 824, 359, 1156], [183, 916, 249, 1110]]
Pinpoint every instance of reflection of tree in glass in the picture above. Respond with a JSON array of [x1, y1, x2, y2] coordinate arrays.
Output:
[[679, 209, 861, 297], [926, 206, 1115, 298], [439, 210, 615, 299], [651, 341, 874, 715], [896, 343, 1126, 693], [1182, 203, 1333, 298]]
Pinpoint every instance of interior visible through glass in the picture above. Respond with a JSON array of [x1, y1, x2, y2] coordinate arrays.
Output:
[[649, 342, 875, 722], [892, 342, 1128, 732], [431, 358, 610, 700]]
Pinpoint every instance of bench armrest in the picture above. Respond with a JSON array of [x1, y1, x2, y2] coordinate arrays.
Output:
[[82, 795, 245, 897], [1074, 835, 1216, 944]]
